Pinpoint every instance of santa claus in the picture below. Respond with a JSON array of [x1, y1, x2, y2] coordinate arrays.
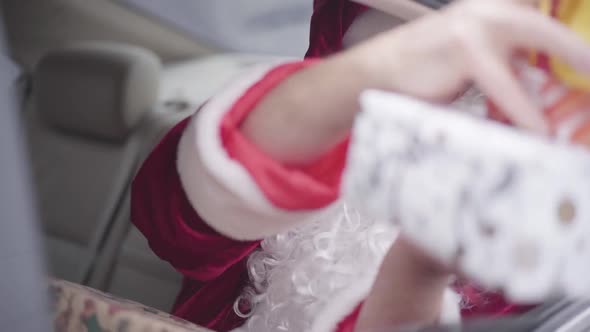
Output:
[[131, 0, 590, 331]]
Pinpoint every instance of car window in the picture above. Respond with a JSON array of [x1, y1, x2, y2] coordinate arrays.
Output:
[[121, 0, 312, 57]]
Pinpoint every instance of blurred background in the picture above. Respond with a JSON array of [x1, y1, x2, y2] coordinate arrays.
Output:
[[0, 0, 314, 323], [3, 1, 590, 332], [3, 0, 311, 71], [121, 0, 312, 56]]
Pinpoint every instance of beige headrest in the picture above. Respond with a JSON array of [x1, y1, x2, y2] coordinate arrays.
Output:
[[34, 42, 161, 142]]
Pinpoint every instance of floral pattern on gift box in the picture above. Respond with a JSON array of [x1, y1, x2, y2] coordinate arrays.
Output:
[[49, 279, 212, 332], [344, 90, 590, 303]]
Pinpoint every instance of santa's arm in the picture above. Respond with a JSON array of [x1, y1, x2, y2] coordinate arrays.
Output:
[[240, 52, 369, 165], [243, 0, 436, 165], [245, 0, 434, 165]]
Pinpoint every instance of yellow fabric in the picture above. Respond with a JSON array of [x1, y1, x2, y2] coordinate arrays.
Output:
[[539, 0, 590, 90]]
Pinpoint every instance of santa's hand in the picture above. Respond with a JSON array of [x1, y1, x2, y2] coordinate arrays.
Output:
[[344, 0, 590, 133]]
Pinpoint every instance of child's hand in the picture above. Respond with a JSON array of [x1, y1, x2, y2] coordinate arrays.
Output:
[[345, 0, 590, 134]]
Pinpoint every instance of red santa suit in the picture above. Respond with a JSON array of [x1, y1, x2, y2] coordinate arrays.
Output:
[[131, 1, 531, 331]]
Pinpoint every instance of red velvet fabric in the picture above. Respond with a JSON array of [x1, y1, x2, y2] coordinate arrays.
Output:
[[459, 290, 535, 318], [336, 304, 364, 332], [306, 0, 369, 58], [131, 117, 260, 331]]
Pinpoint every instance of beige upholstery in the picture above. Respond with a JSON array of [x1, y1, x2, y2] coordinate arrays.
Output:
[[35, 42, 160, 142], [158, 54, 290, 106], [105, 227, 183, 312], [27, 42, 159, 283], [87, 103, 193, 311], [27, 107, 140, 282], [1, 0, 215, 71]]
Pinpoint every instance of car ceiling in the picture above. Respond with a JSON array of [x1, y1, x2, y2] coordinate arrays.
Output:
[[1, 0, 216, 71]]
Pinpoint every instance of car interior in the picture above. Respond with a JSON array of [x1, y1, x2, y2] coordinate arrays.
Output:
[[3, 0, 296, 315], [2, 0, 590, 331]]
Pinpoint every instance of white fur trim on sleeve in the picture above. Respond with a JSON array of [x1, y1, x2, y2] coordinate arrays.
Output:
[[177, 61, 334, 241], [440, 289, 461, 325]]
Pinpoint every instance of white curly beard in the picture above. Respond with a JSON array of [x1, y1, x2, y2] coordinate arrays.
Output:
[[232, 203, 397, 332]]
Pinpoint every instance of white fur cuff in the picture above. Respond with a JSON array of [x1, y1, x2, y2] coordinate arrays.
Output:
[[176, 61, 321, 240]]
